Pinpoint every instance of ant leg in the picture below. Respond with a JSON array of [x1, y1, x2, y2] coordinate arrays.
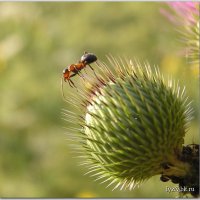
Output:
[[88, 64, 94, 71], [77, 71, 86, 80], [75, 68, 85, 80], [69, 72, 85, 80], [69, 79, 78, 92], [69, 79, 76, 88], [72, 66, 86, 80], [69, 73, 77, 78], [61, 77, 78, 101], [71, 70, 86, 81], [63, 73, 77, 88], [64, 77, 74, 88], [88, 64, 98, 77], [68, 80, 73, 88], [61, 77, 68, 100]]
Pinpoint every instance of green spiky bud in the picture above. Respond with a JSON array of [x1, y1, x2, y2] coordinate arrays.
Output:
[[63, 56, 195, 194]]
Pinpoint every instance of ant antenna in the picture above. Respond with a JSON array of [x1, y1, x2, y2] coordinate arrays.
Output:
[[61, 76, 79, 101], [61, 75, 67, 101]]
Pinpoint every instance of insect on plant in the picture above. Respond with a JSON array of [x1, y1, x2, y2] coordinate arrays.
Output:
[[61, 52, 97, 99]]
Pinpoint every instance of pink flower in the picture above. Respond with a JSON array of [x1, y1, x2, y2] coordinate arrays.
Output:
[[160, 2, 199, 26], [161, 2, 199, 63]]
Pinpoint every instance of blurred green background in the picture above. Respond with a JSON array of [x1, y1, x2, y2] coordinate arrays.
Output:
[[0, 2, 198, 198]]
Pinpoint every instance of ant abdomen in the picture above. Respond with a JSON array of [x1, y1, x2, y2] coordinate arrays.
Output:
[[81, 52, 97, 65]]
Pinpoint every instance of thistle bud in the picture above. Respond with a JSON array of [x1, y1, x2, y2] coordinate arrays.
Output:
[[62, 56, 197, 196]]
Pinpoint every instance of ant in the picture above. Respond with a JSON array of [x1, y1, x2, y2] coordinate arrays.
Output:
[[62, 52, 97, 87], [61, 52, 97, 99]]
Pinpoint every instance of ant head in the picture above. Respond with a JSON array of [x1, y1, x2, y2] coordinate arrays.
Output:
[[62, 67, 70, 81], [63, 67, 68, 74]]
